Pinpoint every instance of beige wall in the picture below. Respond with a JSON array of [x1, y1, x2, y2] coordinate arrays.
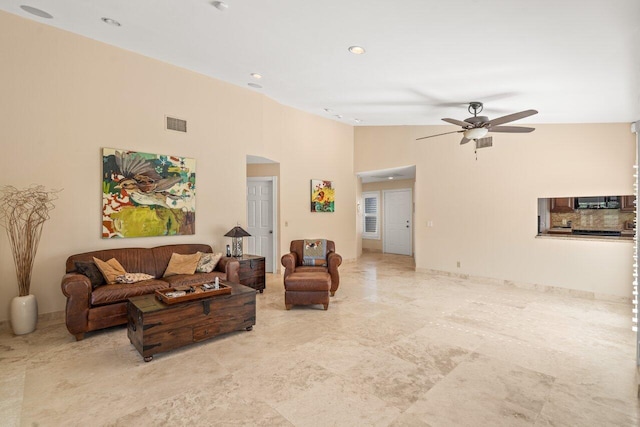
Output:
[[361, 179, 415, 252], [356, 123, 635, 298], [0, 12, 356, 321]]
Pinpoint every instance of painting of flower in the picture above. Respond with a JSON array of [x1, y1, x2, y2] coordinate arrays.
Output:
[[310, 179, 335, 212], [102, 148, 196, 238]]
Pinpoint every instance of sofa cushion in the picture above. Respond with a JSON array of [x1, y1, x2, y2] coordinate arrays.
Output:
[[115, 273, 155, 284], [74, 261, 106, 289], [93, 257, 127, 284], [163, 252, 200, 277], [196, 252, 223, 273], [91, 279, 170, 305]]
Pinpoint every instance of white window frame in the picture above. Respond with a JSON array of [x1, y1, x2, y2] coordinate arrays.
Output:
[[362, 191, 380, 239]]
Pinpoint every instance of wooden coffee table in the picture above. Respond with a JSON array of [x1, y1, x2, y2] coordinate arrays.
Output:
[[127, 281, 256, 361]]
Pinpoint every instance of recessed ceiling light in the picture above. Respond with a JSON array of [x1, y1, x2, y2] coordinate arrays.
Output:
[[101, 17, 121, 26], [212, 1, 228, 11], [248, 83, 262, 89], [20, 5, 53, 19], [388, 177, 394, 180], [354, 118, 362, 124], [250, 73, 262, 79], [334, 114, 343, 119], [324, 108, 333, 113], [348, 46, 366, 55]]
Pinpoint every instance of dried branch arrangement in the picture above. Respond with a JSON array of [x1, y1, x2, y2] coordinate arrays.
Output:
[[0, 185, 61, 296]]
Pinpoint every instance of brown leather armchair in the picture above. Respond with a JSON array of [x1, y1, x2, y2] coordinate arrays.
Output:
[[281, 239, 342, 296]]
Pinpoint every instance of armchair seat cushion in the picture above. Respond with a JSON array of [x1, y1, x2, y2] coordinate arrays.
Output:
[[295, 266, 328, 274]]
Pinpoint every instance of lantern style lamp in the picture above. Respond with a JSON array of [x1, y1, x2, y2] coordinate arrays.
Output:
[[224, 226, 251, 257]]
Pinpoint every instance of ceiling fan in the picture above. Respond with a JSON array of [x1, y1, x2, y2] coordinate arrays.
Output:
[[416, 102, 538, 145]]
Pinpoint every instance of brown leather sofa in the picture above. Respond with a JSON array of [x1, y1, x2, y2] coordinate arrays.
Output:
[[61, 244, 239, 340]]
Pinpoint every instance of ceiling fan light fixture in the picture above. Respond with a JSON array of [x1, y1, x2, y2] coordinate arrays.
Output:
[[464, 128, 488, 140]]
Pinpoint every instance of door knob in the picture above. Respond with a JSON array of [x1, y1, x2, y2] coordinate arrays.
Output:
[[269, 230, 273, 234]]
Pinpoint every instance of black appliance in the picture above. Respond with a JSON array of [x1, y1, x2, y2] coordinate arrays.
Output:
[[572, 229, 621, 237], [574, 196, 620, 209]]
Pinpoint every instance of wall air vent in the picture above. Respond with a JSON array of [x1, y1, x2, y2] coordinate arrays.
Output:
[[475, 137, 493, 149], [166, 116, 187, 133]]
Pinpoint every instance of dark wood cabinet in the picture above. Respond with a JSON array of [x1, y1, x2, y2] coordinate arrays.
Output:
[[550, 198, 574, 213], [621, 195, 636, 212], [127, 282, 256, 362], [235, 255, 266, 293]]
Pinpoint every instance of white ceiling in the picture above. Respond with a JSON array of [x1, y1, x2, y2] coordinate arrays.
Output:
[[2, 0, 639, 127]]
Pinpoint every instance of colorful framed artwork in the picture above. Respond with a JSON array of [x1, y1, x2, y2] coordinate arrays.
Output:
[[310, 179, 335, 212], [102, 148, 196, 238]]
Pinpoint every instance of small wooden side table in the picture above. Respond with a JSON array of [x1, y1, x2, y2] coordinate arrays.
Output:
[[232, 255, 266, 293]]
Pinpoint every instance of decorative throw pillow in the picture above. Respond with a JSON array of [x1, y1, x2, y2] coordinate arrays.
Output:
[[196, 252, 223, 273], [115, 273, 155, 284], [74, 261, 106, 290], [163, 252, 200, 277], [93, 257, 127, 284]]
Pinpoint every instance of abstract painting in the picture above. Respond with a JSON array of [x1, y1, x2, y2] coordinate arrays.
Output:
[[310, 179, 335, 212], [102, 148, 196, 238]]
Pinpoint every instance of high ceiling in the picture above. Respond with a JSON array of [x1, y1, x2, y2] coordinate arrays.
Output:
[[2, 0, 639, 126]]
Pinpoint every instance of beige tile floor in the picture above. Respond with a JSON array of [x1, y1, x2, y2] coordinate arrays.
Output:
[[2, 253, 640, 426]]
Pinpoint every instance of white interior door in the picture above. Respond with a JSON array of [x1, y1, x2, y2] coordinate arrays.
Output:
[[246, 179, 274, 272], [383, 188, 412, 255]]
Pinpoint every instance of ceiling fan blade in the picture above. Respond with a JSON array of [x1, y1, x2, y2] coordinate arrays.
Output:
[[486, 109, 538, 127], [416, 130, 462, 141], [460, 137, 471, 145], [442, 118, 471, 127], [488, 126, 535, 133]]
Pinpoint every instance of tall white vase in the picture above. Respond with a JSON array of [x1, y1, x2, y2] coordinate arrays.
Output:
[[10, 294, 38, 335]]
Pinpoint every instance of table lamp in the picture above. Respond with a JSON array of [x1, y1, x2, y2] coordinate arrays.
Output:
[[224, 226, 251, 257]]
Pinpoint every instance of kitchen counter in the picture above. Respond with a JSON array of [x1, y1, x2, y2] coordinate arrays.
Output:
[[537, 229, 634, 242], [546, 227, 573, 235]]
